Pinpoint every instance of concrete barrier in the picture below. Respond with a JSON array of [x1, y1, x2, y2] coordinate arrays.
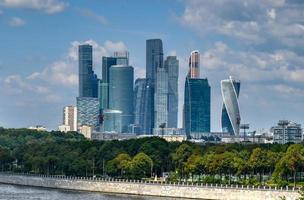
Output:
[[0, 174, 299, 200]]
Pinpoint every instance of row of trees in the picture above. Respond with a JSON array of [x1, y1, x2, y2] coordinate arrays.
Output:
[[0, 128, 304, 186]]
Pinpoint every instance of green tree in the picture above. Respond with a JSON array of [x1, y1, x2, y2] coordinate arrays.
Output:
[[172, 143, 193, 179], [130, 152, 153, 179]]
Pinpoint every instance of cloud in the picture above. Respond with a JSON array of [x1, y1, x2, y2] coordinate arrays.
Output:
[[201, 42, 304, 83], [8, 16, 25, 27], [178, 0, 304, 48], [25, 40, 127, 88], [0, 0, 66, 14], [77, 8, 108, 25]]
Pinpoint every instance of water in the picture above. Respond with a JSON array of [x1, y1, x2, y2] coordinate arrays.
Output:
[[0, 184, 183, 200]]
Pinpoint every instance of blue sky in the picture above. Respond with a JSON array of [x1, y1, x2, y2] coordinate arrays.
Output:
[[0, 0, 304, 132]]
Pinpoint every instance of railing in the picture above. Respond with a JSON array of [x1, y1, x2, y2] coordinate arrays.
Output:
[[0, 172, 298, 192]]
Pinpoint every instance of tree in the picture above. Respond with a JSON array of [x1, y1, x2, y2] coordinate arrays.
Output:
[[172, 144, 193, 179], [130, 152, 153, 179], [249, 148, 268, 183]]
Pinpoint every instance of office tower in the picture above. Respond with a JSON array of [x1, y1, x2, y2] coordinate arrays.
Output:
[[154, 66, 168, 130], [102, 109, 122, 133], [271, 120, 303, 144], [184, 78, 211, 138], [109, 65, 134, 132], [134, 78, 147, 133], [101, 51, 129, 109], [78, 44, 98, 98], [188, 50, 200, 78], [77, 97, 100, 131], [145, 39, 164, 134], [63, 106, 77, 131], [146, 39, 163, 83], [221, 76, 241, 135], [114, 51, 129, 65], [165, 56, 179, 128]]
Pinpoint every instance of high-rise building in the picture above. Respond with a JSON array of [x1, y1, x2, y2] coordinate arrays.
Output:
[[154, 66, 168, 129], [134, 78, 147, 133], [146, 39, 163, 83], [114, 51, 129, 65], [78, 44, 98, 98], [63, 106, 77, 131], [184, 78, 211, 138], [102, 109, 122, 133], [109, 65, 134, 132], [101, 52, 129, 109], [221, 76, 241, 135], [188, 50, 200, 78], [271, 120, 303, 144], [77, 97, 100, 131], [165, 56, 179, 128], [144, 39, 164, 134]]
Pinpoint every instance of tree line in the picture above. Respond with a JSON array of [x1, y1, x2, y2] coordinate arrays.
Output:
[[0, 127, 304, 187]]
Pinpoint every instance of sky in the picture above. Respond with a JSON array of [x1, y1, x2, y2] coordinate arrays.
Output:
[[0, 0, 303, 132]]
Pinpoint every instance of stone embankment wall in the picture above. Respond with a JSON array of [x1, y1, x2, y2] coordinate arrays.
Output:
[[0, 174, 300, 200]]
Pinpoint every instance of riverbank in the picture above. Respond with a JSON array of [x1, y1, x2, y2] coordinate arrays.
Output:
[[0, 174, 300, 200]]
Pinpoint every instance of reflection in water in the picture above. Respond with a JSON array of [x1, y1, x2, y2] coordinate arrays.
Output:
[[0, 184, 190, 200]]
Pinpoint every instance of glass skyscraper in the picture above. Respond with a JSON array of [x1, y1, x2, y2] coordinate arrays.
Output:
[[76, 97, 100, 130], [144, 39, 164, 134], [221, 76, 241, 135], [109, 65, 134, 133], [165, 56, 179, 128], [154, 66, 168, 129], [134, 78, 147, 133], [184, 78, 211, 138], [78, 44, 98, 98]]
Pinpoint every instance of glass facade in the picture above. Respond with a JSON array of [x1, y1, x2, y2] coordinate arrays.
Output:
[[165, 56, 179, 128], [78, 44, 98, 98], [272, 120, 302, 144], [144, 39, 164, 134], [221, 77, 241, 135], [188, 50, 200, 78], [102, 109, 122, 133], [154, 67, 168, 129], [134, 78, 147, 134], [184, 78, 211, 139], [109, 65, 134, 133], [76, 97, 100, 131]]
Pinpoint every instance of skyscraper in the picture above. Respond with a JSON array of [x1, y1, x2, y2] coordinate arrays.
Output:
[[109, 65, 134, 132], [165, 56, 179, 128], [77, 44, 99, 131], [154, 66, 168, 130], [78, 44, 98, 98], [63, 106, 77, 131], [184, 78, 211, 138], [144, 39, 164, 134], [221, 76, 241, 135], [101, 52, 129, 109], [134, 78, 147, 133], [188, 50, 200, 78]]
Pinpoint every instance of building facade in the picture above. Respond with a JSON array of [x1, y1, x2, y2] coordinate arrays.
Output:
[[184, 78, 211, 139], [188, 50, 200, 78], [63, 106, 77, 131], [272, 120, 303, 144], [154, 66, 168, 130], [76, 97, 100, 131], [109, 65, 134, 132], [101, 52, 129, 110], [78, 44, 98, 98], [144, 39, 164, 134], [221, 76, 241, 136], [134, 78, 147, 134], [165, 56, 179, 128], [102, 109, 122, 133]]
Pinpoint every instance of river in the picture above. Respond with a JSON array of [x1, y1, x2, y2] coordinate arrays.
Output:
[[0, 183, 184, 200]]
